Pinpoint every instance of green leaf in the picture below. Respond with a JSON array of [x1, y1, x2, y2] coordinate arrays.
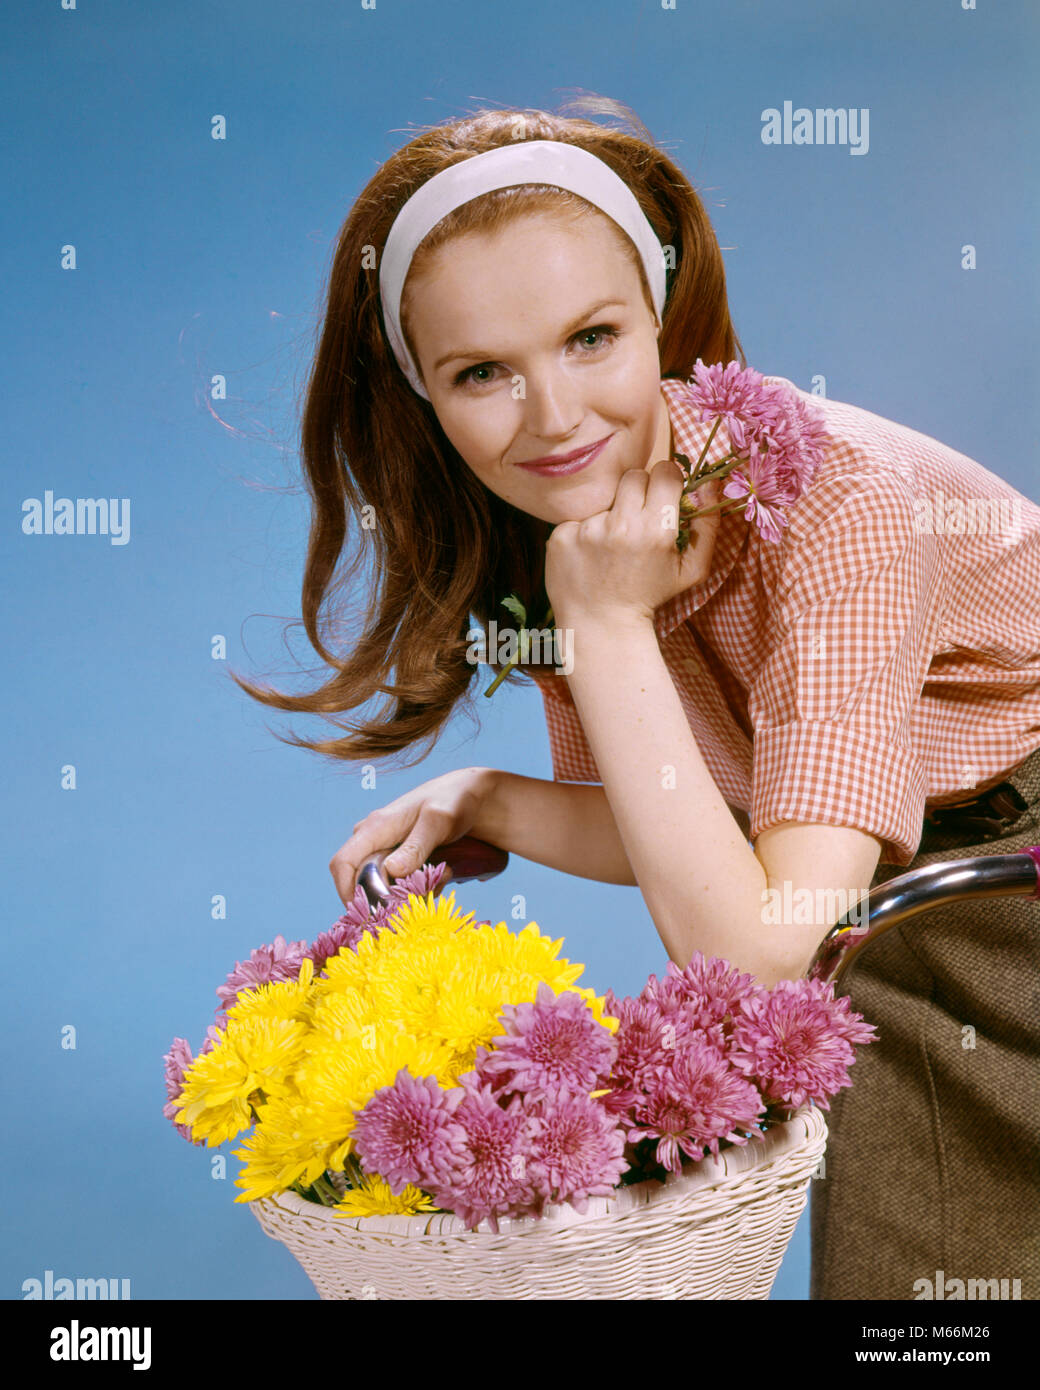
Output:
[[500, 593, 527, 626]]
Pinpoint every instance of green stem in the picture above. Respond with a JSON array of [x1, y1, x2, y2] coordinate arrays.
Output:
[[311, 1173, 341, 1207], [679, 496, 749, 521], [483, 605, 555, 697], [342, 1152, 367, 1189], [686, 453, 739, 487], [689, 416, 723, 476]]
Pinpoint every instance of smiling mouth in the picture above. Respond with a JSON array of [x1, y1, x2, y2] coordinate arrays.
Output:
[[515, 434, 614, 474]]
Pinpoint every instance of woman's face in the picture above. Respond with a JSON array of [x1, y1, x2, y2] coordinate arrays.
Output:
[[403, 211, 674, 524]]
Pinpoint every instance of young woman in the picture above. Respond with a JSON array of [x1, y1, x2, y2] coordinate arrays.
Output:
[[229, 100, 1040, 1300]]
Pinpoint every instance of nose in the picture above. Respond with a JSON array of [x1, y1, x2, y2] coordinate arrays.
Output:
[[518, 365, 583, 444]]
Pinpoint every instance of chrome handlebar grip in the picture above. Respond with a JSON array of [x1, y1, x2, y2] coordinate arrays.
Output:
[[356, 835, 510, 914], [806, 847, 1040, 991]]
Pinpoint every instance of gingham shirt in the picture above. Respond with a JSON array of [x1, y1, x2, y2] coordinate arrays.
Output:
[[531, 375, 1040, 866]]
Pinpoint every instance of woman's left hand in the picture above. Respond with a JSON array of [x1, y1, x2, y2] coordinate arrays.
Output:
[[544, 459, 722, 629]]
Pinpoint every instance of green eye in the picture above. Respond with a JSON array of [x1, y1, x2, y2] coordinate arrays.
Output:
[[452, 325, 621, 389]]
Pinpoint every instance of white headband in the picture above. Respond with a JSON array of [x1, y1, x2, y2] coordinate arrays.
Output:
[[378, 139, 668, 400]]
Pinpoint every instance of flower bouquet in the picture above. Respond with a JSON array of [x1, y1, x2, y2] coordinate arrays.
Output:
[[485, 359, 829, 695], [165, 859, 875, 1299]]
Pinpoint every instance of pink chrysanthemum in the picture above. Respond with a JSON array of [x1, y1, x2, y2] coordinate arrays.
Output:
[[728, 977, 878, 1112], [354, 1061, 630, 1230], [350, 1067, 471, 1195], [682, 360, 830, 545], [626, 1035, 767, 1171], [215, 934, 309, 1020], [598, 993, 703, 1105], [520, 1090, 629, 1217], [475, 981, 617, 1103], [722, 451, 795, 545], [647, 952, 763, 1038], [306, 889, 388, 971], [423, 1076, 544, 1234], [384, 861, 450, 905], [685, 360, 783, 439], [162, 1026, 223, 1142], [306, 915, 370, 973], [757, 392, 830, 491], [601, 960, 767, 1132]]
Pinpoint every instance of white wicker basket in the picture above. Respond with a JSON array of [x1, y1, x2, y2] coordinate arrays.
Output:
[[250, 1102, 826, 1299]]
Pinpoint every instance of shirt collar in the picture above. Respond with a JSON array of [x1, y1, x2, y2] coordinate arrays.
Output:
[[652, 376, 751, 642]]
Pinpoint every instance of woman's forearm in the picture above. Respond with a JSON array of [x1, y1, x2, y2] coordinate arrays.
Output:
[[560, 612, 778, 982], [473, 770, 638, 886]]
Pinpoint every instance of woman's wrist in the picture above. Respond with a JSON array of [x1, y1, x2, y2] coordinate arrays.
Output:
[[553, 605, 656, 642], [469, 766, 512, 850], [469, 768, 637, 886]]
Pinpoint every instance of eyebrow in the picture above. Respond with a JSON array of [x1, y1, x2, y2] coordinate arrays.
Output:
[[432, 298, 630, 373]]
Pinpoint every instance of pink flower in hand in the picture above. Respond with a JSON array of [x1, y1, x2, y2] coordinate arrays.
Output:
[[722, 448, 793, 545]]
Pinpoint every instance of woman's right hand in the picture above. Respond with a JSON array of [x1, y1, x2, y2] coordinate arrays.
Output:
[[328, 765, 500, 909]]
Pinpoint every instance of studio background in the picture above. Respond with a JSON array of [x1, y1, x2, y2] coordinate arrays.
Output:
[[3, 0, 1036, 1300]]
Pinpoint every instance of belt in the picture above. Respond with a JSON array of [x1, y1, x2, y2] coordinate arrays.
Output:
[[919, 781, 1030, 851]]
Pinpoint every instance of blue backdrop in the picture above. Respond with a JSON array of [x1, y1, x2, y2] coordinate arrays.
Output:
[[3, 0, 1037, 1302]]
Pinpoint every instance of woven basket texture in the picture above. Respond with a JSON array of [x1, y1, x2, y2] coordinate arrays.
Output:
[[251, 1103, 827, 1299]]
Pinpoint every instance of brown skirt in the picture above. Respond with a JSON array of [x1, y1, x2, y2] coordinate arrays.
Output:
[[809, 744, 1040, 1301]]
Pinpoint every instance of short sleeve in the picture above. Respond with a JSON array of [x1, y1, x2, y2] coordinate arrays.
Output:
[[747, 461, 945, 866], [532, 672, 602, 783]]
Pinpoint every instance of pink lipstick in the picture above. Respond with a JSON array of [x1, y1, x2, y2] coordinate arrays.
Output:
[[515, 433, 613, 475]]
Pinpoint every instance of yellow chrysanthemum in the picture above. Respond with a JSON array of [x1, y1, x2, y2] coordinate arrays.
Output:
[[473, 925, 618, 1034], [174, 1014, 308, 1145], [307, 985, 379, 1044], [357, 939, 453, 1037], [472, 921, 585, 988], [383, 889, 479, 944], [334, 1173, 441, 1219], [354, 912, 615, 1082], [425, 960, 508, 1063], [225, 957, 316, 1024], [316, 891, 476, 997], [232, 1086, 333, 1202]]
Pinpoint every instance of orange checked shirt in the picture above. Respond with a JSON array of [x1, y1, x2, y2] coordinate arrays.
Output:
[[531, 375, 1040, 867]]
